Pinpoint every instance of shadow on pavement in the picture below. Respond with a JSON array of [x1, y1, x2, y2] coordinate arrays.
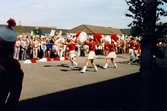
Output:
[[17, 71, 166, 111]]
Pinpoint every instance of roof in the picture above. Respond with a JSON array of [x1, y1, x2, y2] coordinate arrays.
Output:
[[0, 24, 69, 35], [67, 24, 123, 35], [120, 28, 131, 36], [0, 24, 131, 36]]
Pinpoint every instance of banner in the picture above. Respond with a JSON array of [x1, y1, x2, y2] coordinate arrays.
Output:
[[50, 29, 56, 36], [30, 31, 34, 36]]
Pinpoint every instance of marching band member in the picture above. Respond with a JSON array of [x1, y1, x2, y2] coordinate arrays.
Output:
[[103, 41, 110, 57], [134, 39, 141, 63], [80, 35, 99, 73], [128, 37, 135, 64], [103, 39, 117, 69], [64, 37, 78, 68]]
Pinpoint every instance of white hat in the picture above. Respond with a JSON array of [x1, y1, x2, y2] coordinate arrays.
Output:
[[89, 35, 94, 39]]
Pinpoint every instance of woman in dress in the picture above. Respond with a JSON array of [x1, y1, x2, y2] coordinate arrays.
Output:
[[41, 37, 47, 58]]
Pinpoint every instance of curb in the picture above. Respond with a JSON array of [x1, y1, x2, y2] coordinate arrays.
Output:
[[23, 57, 69, 64]]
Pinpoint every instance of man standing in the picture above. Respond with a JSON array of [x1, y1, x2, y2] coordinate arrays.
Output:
[[0, 18, 24, 111]]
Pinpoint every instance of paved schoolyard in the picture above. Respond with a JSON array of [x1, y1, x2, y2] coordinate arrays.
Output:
[[16, 54, 144, 111], [16, 54, 166, 111], [19, 54, 140, 100]]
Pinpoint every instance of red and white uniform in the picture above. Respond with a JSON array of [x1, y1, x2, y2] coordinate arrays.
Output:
[[134, 42, 141, 56], [107, 43, 117, 58], [84, 39, 98, 59], [66, 40, 78, 58], [104, 43, 110, 55], [129, 40, 135, 53], [128, 39, 135, 62]]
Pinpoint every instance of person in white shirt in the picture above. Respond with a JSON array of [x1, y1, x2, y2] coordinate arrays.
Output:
[[13, 37, 21, 60], [33, 37, 39, 59]]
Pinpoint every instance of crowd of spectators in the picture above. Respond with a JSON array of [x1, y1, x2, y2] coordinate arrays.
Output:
[[156, 39, 167, 47], [13, 35, 144, 61]]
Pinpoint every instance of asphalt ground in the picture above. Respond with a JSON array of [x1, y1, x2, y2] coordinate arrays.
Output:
[[16, 54, 166, 111]]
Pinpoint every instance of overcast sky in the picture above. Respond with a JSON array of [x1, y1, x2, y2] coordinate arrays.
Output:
[[0, 0, 166, 29]]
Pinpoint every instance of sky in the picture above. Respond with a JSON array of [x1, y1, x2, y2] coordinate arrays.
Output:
[[0, 0, 166, 29]]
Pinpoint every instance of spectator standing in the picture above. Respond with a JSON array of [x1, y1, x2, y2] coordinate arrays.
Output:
[[122, 39, 127, 54], [80, 45, 85, 57], [98, 41, 103, 55], [33, 37, 39, 59], [46, 38, 52, 58], [26, 35, 32, 59], [50, 36, 55, 58], [20, 36, 27, 60], [13, 37, 21, 60], [83, 45, 89, 56], [41, 37, 47, 58], [116, 39, 122, 54], [0, 18, 24, 111]]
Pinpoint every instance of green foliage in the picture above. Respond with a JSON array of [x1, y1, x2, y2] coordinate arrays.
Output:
[[130, 26, 142, 37], [156, 22, 167, 39], [16, 22, 24, 35], [125, 0, 166, 37], [32, 27, 43, 35], [125, 0, 146, 28]]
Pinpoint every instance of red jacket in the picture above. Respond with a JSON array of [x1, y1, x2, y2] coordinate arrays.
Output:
[[84, 39, 98, 52], [129, 40, 135, 50], [108, 43, 115, 52], [67, 43, 76, 51], [135, 42, 141, 54], [104, 44, 110, 51]]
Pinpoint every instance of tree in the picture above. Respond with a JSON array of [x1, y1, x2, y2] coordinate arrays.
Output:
[[16, 21, 24, 35], [125, 0, 166, 110], [125, 0, 166, 37]]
